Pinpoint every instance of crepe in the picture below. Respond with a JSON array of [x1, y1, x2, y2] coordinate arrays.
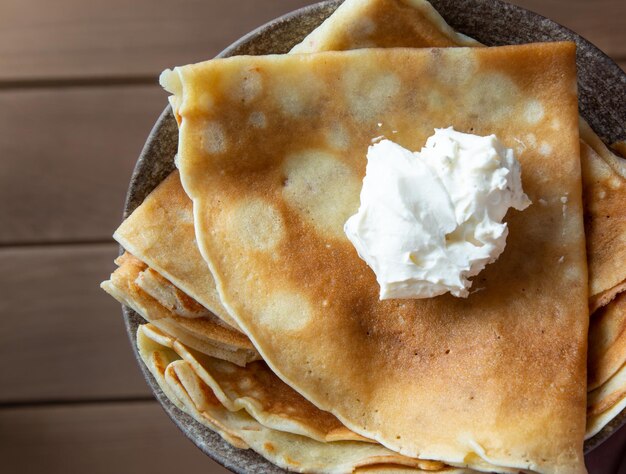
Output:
[[137, 323, 371, 443], [290, 0, 478, 53], [295, 0, 626, 440], [111, 0, 619, 462], [580, 120, 626, 181], [588, 293, 626, 390], [579, 136, 626, 437], [122, 0, 478, 328], [137, 323, 465, 473], [580, 127, 626, 311], [585, 293, 626, 437], [587, 359, 626, 439], [114, 170, 241, 330], [101, 253, 259, 366], [136, 265, 211, 318], [164, 43, 587, 473]]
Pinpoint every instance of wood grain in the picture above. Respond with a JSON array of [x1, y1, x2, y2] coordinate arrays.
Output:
[[0, 0, 623, 82], [0, 85, 164, 244], [511, 0, 626, 59], [0, 243, 151, 402], [0, 401, 230, 474], [0, 0, 312, 81]]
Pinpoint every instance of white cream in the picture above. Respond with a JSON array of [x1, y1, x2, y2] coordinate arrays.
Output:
[[344, 127, 531, 300]]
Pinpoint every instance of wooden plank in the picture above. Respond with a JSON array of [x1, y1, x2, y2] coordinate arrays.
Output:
[[510, 0, 626, 60], [0, 243, 151, 402], [0, 0, 312, 81], [0, 0, 623, 82], [0, 401, 230, 474], [0, 85, 164, 244]]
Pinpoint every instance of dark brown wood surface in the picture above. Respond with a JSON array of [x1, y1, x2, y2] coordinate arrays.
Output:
[[0, 87, 163, 244], [0, 244, 150, 402], [0, 1, 624, 473], [0, 0, 311, 82], [0, 402, 214, 474]]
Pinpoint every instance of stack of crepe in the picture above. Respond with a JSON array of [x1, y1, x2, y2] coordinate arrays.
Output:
[[102, 0, 626, 472]]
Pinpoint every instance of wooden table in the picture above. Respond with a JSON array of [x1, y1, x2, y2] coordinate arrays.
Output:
[[0, 1, 624, 472]]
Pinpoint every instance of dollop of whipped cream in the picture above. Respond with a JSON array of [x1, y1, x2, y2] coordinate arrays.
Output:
[[344, 127, 531, 300]]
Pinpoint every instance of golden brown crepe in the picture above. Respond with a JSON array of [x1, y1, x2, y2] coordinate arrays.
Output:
[[588, 293, 626, 390], [136, 266, 211, 318], [114, 170, 242, 331], [290, 0, 478, 53], [580, 128, 626, 311], [137, 323, 464, 473], [587, 360, 626, 439], [586, 293, 626, 438], [101, 253, 259, 366], [578, 136, 626, 437], [103, 0, 624, 467], [164, 43, 587, 473], [296, 0, 626, 440], [580, 120, 626, 181], [137, 323, 371, 443]]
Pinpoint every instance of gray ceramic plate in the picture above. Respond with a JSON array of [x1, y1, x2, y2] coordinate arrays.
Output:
[[122, 0, 626, 472]]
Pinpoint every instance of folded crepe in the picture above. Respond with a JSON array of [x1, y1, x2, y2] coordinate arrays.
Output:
[[586, 293, 626, 438], [579, 138, 626, 436], [164, 43, 587, 473], [135, 266, 210, 319], [137, 323, 474, 473], [589, 293, 626, 390], [101, 252, 259, 366], [580, 120, 626, 181], [137, 323, 369, 443], [113, 170, 242, 331], [289, 0, 478, 53], [579, 126, 626, 312], [587, 358, 626, 439]]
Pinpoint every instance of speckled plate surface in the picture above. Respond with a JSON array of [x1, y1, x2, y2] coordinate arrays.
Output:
[[122, 1, 626, 471]]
